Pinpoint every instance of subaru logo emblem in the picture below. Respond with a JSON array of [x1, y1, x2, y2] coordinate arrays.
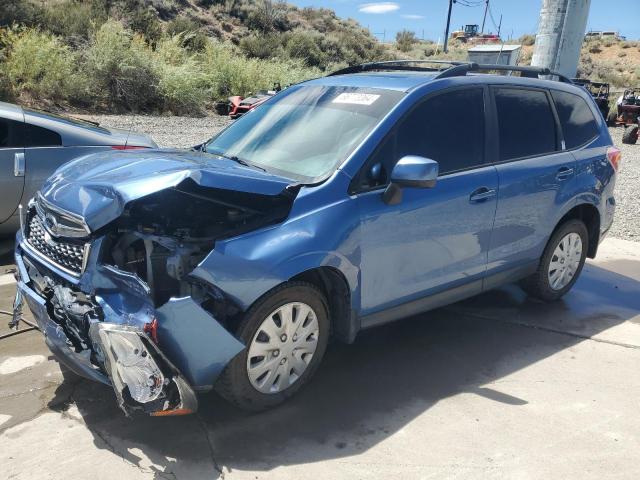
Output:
[[43, 230, 56, 247], [44, 213, 58, 236]]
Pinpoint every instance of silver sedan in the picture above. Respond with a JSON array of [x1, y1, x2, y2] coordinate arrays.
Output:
[[0, 101, 157, 236]]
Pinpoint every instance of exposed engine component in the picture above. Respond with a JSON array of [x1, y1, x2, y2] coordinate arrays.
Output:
[[102, 181, 295, 308], [51, 284, 101, 349]]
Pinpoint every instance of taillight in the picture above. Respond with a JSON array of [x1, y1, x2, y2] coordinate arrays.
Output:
[[111, 145, 148, 150], [606, 146, 622, 171]]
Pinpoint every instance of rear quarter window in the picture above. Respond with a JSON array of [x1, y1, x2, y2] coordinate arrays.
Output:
[[494, 88, 557, 161], [24, 123, 62, 147], [551, 90, 599, 149], [0, 118, 24, 148]]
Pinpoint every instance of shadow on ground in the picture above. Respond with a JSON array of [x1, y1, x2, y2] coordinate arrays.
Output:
[[48, 261, 640, 478]]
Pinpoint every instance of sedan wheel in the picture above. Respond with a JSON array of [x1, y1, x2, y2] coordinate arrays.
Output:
[[247, 302, 320, 394]]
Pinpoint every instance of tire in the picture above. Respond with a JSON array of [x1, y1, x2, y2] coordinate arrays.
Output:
[[521, 219, 588, 302], [215, 282, 330, 411], [622, 125, 639, 144], [606, 110, 618, 126]]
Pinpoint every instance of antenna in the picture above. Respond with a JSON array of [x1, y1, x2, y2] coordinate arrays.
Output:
[[125, 114, 135, 148]]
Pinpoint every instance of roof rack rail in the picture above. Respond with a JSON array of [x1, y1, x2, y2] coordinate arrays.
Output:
[[328, 60, 471, 76], [442, 63, 573, 83], [329, 60, 573, 84]]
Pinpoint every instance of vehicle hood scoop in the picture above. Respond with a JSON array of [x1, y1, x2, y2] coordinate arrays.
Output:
[[39, 149, 295, 232]]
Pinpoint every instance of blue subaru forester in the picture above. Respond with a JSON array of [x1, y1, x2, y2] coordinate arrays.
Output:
[[14, 61, 619, 415]]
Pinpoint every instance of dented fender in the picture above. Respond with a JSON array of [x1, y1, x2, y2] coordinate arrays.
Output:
[[155, 298, 244, 389], [91, 266, 245, 391], [189, 173, 362, 314]]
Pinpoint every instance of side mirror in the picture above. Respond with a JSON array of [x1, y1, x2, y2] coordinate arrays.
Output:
[[383, 156, 439, 205]]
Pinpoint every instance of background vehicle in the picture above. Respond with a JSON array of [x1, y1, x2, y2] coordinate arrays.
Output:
[[607, 87, 640, 144], [0, 102, 156, 236], [451, 24, 500, 44], [572, 78, 610, 120], [228, 83, 282, 119], [14, 61, 618, 415]]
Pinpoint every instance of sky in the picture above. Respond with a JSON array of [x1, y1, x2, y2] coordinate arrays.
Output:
[[288, 0, 640, 43]]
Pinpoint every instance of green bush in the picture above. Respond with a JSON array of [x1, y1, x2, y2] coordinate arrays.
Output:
[[128, 6, 163, 46], [0, 0, 44, 28], [165, 16, 208, 51], [43, 0, 107, 45], [588, 42, 602, 54], [240, 33, 283, 59], [85, 20, 161, 111], [518, 34, 536, 46], [285, 30, 326, 68], [201, 41, 318, 99], [153, 35, 210, 114], [1, 28, 83, 102], [396, 30, 417, 53]]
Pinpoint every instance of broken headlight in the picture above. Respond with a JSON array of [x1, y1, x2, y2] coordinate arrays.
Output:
[[90, 323, 165, 404]]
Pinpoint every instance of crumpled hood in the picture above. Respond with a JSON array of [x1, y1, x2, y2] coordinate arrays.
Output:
[[40, 149, 295, 231]]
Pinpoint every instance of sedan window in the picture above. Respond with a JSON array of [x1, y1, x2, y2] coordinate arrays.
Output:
[[24, 123, 62, 147], [0, 118, 24, 148]]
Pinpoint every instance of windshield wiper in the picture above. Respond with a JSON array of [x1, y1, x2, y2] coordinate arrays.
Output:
[[213, 152, 267, 172]]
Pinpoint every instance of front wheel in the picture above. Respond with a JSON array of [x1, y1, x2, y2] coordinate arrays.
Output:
[[215, 282, 329, 411], [521, 219, 588, 302]]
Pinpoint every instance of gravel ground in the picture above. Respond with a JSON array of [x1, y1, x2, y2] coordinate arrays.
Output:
[[608, 127, 639, 242], [78, 114, 233, 149], [77, 114, 639, 242]]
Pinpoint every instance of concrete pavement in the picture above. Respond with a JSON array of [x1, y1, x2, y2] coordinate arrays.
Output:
[[1, 237, 639, 479]]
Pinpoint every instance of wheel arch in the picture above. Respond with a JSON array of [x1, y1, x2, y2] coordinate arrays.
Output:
[[289, 266, 358, 344], [553, 202, 600, 258]]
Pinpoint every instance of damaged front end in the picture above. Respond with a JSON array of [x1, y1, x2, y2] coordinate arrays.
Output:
[[16, 176, 295, 416]]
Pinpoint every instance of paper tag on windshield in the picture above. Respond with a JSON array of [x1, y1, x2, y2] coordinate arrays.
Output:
[[332, 92, 380, 105]]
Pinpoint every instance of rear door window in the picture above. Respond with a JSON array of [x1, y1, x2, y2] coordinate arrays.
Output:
[[494, 88, 557, 161], [551, 90, 599, 149]]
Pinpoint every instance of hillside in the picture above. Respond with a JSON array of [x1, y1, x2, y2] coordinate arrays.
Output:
[[0, 0, 391, 114], [1, 0, 638, 115]]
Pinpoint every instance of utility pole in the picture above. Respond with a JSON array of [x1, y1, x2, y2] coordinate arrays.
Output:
[[481, 0, 489, 34], [532, 0, 591, 78], [443, 0, 454, 53]]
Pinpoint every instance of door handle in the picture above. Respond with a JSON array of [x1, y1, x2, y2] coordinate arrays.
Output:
[[556, 166, 574, 180], [469, 187, 496, 203], [14, 152, 25, 177]]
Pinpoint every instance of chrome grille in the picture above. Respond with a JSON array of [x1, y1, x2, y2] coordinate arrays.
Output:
[[25, 214, 88, 275]]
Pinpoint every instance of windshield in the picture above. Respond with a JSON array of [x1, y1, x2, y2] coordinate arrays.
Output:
[[205, 85, 403, 181]]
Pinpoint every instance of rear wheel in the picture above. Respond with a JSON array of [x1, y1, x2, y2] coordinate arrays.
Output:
[[215, 282, 329, 411], [521, 219, 588, 302], [622, 125, 639, 144]]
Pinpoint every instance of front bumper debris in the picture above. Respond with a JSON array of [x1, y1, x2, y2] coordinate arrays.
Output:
[[14, 238, 244, 416]]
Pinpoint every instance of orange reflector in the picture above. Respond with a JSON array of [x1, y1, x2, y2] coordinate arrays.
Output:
[[606, 146, 622, 171], [150, 408, 194, 417]]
